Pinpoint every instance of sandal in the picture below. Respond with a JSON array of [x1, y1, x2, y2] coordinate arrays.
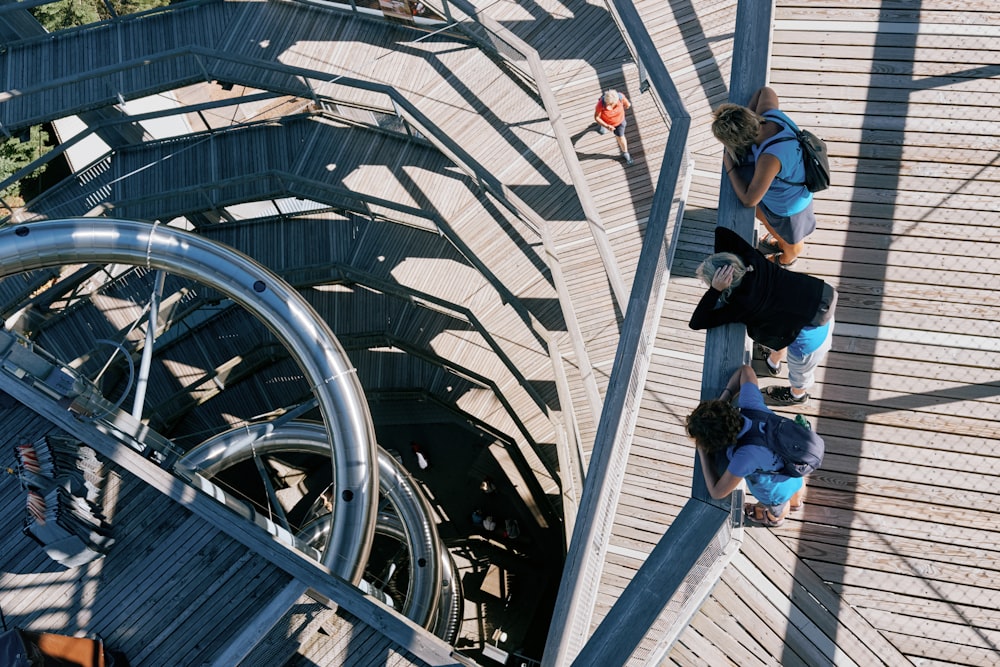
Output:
[[758, 234, 781, 253], [744, 502, 788, 528], [767, 252, 797, 268]]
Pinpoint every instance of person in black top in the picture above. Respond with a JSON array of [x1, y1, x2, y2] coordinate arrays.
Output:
[[689, 227, 837, 405]]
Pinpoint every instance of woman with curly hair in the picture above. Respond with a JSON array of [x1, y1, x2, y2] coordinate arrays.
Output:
[[712, 86, 817, 266], [687, 364, 805, 527]]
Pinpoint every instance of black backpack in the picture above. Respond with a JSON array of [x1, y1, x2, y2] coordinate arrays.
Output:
[[737, 408, 825, 477], [760, 114, 831, 193]]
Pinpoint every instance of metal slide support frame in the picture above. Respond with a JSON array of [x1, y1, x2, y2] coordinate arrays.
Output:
[[131, 269, 164, 419], [0, 219, 378, 584]]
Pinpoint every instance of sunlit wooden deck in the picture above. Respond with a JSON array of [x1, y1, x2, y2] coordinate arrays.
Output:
[[0, 0, 997, 665], [651, 2, 1000, 664]]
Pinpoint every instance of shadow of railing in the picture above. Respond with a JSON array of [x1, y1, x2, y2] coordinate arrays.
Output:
[[417, 0, 631, 310], [0, 36, 585, 498]]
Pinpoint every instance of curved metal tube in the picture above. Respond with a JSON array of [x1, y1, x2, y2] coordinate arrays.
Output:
[[431, 538, 463, 643], [0, 219, 377, 583], [178, 421, 446, 629]]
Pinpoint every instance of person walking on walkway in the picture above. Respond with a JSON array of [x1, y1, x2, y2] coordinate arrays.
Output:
[[712, 86, 816, 266], [689, 226, 837, 406], [687, 364, 805, 527], [594, 89, 633, 166]]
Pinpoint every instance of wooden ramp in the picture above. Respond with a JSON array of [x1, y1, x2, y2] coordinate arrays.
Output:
[[0, 386, 436, 667], [0, 405, 294, 663]]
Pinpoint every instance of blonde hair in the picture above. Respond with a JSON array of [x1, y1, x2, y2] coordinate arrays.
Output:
[[712, 103, 762, 161], [696, 252, 749, 300]]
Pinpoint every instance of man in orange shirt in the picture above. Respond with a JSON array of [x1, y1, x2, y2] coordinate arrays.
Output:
[[594, 89, 633, 166]]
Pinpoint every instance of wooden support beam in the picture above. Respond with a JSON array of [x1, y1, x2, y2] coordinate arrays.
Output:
[[692, 0, 775, 503]]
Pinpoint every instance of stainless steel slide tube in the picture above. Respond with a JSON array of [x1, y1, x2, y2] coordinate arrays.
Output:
[[178, 421, 444, 628], [0, 219, 377, 583]]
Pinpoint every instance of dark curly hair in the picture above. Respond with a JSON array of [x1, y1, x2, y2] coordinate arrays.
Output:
[[686, 399, 742, 453]]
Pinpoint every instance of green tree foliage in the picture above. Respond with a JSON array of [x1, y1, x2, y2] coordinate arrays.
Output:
[[1, 127, 53, 204], [31, 0, 172, 30], [106, 0, 174, 17], [31, 0, 101, 30]]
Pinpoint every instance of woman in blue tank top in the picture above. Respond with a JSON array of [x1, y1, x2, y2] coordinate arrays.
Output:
[[712, 87, 817, 266]]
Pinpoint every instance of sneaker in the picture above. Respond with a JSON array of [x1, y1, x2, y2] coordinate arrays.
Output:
[[762, 385, 808, 406], [597, 126, 608, 134], [623, 151, 633, 166]]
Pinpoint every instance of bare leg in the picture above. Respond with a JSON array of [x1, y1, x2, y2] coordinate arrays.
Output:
[[616, 134, 629, 153], [790, 486, 805, 511], [755, 207, 805, 264]]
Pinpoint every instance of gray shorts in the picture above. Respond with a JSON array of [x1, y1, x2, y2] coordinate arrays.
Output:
[[759, 199, 816, 244]]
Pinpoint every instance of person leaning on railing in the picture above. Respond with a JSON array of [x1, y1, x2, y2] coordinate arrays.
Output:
[[689, 226, 836, 406], [712, 86, 815, 266], [686, 364, 804, 528]]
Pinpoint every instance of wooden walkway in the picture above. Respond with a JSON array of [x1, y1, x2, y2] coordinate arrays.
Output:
[[632, 1, 1000, 665], [0, 0, 997, 665], [1, 0, 618, 464]]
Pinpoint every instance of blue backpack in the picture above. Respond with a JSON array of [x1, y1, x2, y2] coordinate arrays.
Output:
[[737, 408, 825, 477]]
